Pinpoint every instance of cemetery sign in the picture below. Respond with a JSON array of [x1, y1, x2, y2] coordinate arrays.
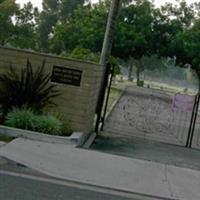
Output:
[[51, 66, 82, 86]]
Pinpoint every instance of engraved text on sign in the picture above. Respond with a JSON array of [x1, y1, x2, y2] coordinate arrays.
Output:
[[51, 66, 82, 86]]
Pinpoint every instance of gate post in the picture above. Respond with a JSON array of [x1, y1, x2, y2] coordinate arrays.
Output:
[[95, 0, 121, 133], [95, 63, 111, 133], [186, 71, 200, 148], [188, 93, 200, 147], [100, 65, 115, 131], [186, 95, 198, 147]]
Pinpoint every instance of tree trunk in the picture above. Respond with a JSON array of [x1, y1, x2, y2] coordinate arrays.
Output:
[[136, 60, 144, 86], [128, 64, 133, 81], [136, 65, 140, 86]]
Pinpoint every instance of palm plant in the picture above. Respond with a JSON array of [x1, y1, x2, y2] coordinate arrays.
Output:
[[0, 59, 60, 116]]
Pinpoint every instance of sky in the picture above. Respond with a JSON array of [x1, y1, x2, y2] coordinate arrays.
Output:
[[16, 0, 199, 10]]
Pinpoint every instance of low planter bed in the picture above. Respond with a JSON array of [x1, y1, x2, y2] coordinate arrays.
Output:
[[0, 134, 14, 143], [0, 59, 85, 146], [0, 125, 84, 145]]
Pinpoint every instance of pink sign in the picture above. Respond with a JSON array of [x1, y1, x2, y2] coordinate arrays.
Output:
[[172, 94, 195, 112]]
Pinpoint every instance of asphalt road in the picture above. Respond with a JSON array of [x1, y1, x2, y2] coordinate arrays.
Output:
[[0, 173, 139, 200]]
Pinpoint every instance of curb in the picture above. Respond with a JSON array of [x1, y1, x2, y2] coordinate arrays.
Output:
[[0, 158, 179, 200], [82, 132, 97, 148], [0, 125, 84, 145]]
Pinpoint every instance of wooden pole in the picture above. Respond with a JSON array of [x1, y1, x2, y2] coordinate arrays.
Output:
[[95, 0, 121, 133], [99, 0, 121, 66]]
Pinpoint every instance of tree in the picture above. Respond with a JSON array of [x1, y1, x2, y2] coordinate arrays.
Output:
[[171, 19, 200, 74], [9, 2, 37, 49], [112, 0, 156, 85], [50, 2, 108, 54], [64, 47, 100, 62], [0, 0, 18, 45], [59, 0, 85, 21], [36, 0, 85, 52], [36, 0, 59, 51], [113, 0, 154, 60]]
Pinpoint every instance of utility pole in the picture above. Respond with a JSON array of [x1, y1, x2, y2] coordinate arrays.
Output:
[[100, 0, 121, 66], [95, 0, 121, 133]]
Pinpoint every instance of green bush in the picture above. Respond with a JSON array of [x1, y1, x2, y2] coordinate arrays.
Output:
[[42, 109, 72, 136], [5, 108, 65, 136], [138, 80, 144, 87], [5, 107, 37, 131], [65, 47, 100, 63], [62, 121, 73, 136], [36, 115, 63, 135]]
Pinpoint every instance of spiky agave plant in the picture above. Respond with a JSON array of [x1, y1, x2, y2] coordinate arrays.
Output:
[[0, 59, 60, 116]]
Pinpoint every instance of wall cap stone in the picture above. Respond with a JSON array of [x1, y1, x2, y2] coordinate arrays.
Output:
[[0, 46, 103, 68]]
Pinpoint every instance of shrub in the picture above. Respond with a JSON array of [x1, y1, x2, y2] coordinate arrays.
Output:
[[62, 121, 73, 136], [0, 59, 60, 116], [5, 107, 37, 131], [5, 108, 65, 135], [66, 47, 100, 63], [41, 110, 72, 136], [36, 115, 63, 135]]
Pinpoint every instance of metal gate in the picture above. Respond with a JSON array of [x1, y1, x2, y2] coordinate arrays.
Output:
[[187, 94, 200, 149], [95, 65, 200, 148]]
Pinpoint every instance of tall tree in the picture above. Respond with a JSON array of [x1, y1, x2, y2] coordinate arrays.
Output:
[[37, 0, 86, 52], [59, 0, 85, 21], [10, 2, 37, 49], [0, 0, 18, 45], [113, 0, 156, 85], [172, 19, 200, 73], [50, 2, 108, 54], [36, 0, 59, 51]]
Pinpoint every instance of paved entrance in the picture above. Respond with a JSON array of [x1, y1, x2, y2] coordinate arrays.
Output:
[[91, 135, 200, 171], [104, 86, 196, 146]]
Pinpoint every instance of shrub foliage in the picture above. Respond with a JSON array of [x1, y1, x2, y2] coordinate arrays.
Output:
[[5, 107, 37, 131], [5, 107, 64, 135], [36, 115, 63, 135], [0, 59, 60, 115]]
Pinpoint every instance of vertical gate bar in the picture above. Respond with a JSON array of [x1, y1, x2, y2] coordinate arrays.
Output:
[[100, 65, 114, 131], [186, 95, 197, 147], [189, 93, 200, 148]]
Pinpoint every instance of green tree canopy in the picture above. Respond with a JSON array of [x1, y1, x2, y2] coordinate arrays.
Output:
[[0, 0, 18, 45], [9, 2, 37, 49]]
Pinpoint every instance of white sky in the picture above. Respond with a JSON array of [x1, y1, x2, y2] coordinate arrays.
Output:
[[16, 0, 199, 10]]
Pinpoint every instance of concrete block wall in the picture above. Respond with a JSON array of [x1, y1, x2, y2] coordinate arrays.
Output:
[[0, 46, 104, 133]]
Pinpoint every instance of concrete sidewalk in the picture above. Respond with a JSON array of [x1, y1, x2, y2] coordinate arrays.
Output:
[[0, 138, 200, 200]]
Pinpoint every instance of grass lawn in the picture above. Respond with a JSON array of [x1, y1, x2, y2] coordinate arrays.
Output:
[[105, 87, 122, 113]]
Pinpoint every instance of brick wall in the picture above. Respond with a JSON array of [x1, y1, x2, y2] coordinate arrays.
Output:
[[0, 46, 104, 133]]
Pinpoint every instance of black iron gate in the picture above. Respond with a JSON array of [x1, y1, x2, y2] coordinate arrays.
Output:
[[95, 66, 200, 148], [186, 93, 200, 148], [95, 63, 114, 133]]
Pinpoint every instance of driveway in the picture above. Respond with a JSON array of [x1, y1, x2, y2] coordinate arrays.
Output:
[[104, 86, 198, 146]]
